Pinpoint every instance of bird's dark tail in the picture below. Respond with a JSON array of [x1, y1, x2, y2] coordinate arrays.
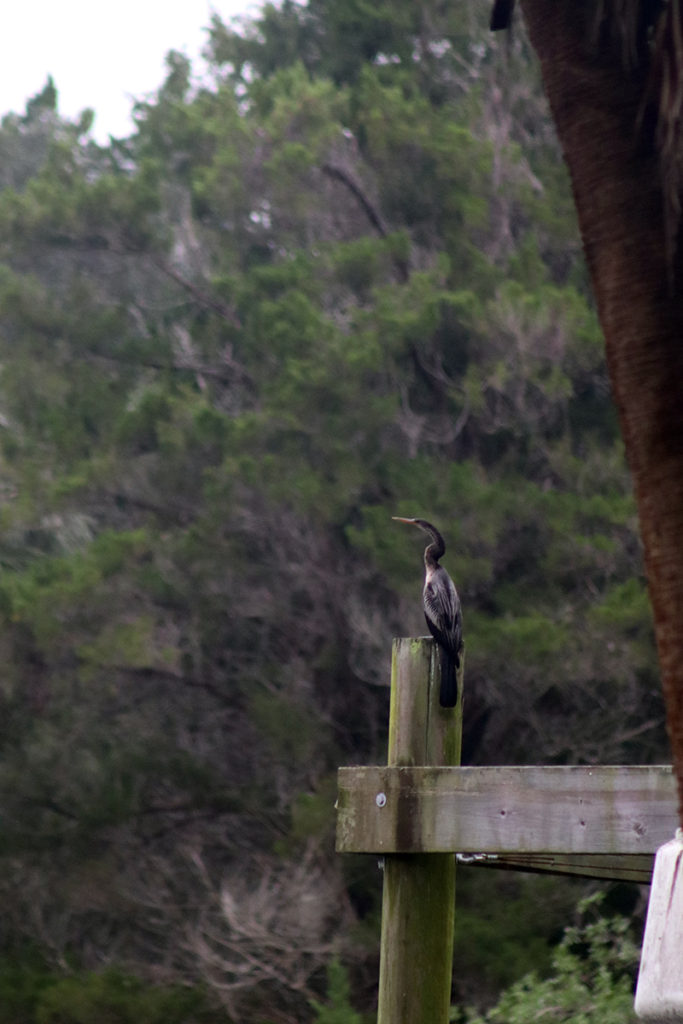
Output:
[[439, 647, 459, 708]]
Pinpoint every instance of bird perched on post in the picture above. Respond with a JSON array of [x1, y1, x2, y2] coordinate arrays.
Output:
[[392, 517, 463, 708]]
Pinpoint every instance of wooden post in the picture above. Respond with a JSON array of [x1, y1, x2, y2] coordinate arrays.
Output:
[[377, 637, 463, 1024]]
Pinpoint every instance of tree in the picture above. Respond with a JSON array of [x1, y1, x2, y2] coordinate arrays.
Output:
[[516, 0, 683, 822]]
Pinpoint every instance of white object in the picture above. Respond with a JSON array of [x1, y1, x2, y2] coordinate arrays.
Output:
[[635, 833, 683, 1021]]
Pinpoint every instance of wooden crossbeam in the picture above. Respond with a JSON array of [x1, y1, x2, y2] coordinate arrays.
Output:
[[336, 765, 676, 868]]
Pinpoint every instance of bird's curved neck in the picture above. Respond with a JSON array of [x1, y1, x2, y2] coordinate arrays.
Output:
[[423, 529, 445, 569]]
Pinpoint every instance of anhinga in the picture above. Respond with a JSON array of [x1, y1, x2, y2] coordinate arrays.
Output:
[[393, 517, 463, 708]]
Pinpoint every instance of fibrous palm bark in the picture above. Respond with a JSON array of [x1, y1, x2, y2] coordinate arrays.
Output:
[[518, 0, 683, 822]]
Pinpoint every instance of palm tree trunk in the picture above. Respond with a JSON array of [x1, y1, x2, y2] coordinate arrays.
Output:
[[520, 0, 683, 821]]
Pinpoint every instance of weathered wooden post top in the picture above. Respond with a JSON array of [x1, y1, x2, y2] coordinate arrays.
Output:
[[335, 636, 679, 1024]]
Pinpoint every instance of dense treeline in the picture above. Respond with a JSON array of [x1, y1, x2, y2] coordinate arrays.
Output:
[[0, 2, 664, 1021]]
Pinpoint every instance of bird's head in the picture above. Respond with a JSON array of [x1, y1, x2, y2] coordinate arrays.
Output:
[[392, 516, 430, 533], [392, 516, 446, 561]]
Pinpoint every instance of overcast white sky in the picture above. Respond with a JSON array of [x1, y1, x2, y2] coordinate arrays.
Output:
[[2, 0, 260, 142]]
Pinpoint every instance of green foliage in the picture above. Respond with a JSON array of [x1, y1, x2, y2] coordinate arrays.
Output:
[[0, 947, 55, 1024], [310, 959, 363, 1024], [464, 894, 640, 1024], [35, 970, 207, 1024], [0, 953, 211, 1024], [453, 873, 581, 999]]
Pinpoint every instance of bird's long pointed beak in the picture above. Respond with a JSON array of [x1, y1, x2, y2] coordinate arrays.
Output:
[[392, 516, 417, 525]]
